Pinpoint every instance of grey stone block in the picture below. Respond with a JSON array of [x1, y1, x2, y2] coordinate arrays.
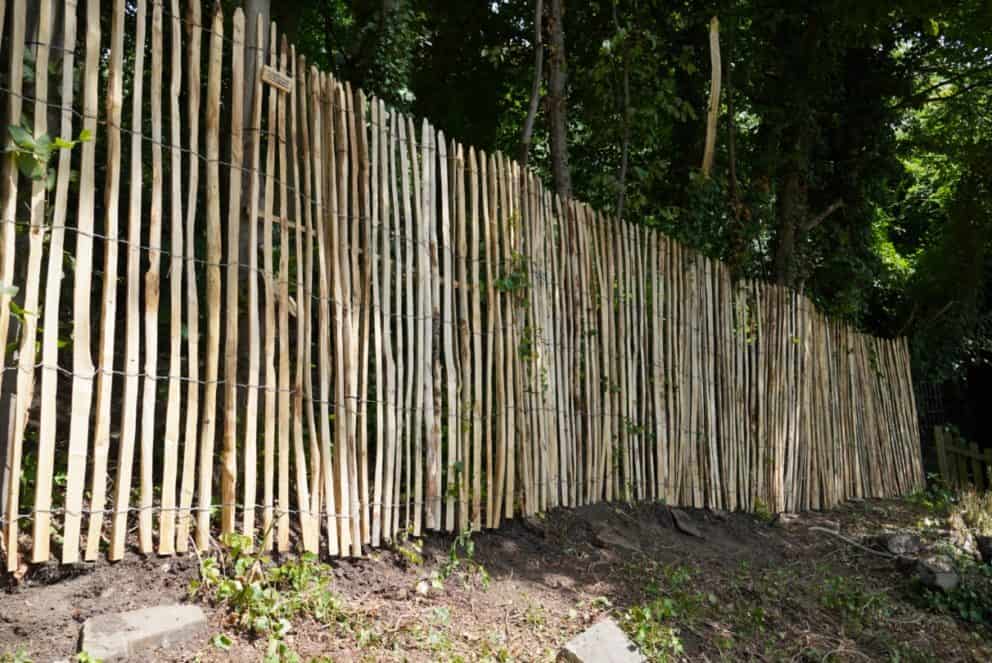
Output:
[[916, 555, 959, 592], [559, 618, 645, 663], [80, 604, 207, 661]]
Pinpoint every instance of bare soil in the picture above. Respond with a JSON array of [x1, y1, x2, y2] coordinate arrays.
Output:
[[2, 499, 990, 662]]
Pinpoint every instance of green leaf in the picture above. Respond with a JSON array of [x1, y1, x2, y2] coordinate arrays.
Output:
[[8, 124, 34, 149], [53, 137, 75, 150], [211, 633, 233, 651], [34, 133, 52, 160], [16, 155, 37, 178], [78, 128, 94, 142]]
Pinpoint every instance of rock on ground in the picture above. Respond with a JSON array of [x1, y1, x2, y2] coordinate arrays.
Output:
[[916, 555, 960, 593], [875, 532, 922, 556], [772, 513, 800, 528], [559, 618, 645, 663], [592, 524, 643, 555], [670, 507, 703, 538], [80, 604, 207, 661]]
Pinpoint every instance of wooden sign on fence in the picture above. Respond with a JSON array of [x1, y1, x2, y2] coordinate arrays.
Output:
[[262, 64, 293, 93]]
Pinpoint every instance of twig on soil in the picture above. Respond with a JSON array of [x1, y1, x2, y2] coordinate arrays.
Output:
[[189, 534, 204, 573], [808, 526, 895, 560]]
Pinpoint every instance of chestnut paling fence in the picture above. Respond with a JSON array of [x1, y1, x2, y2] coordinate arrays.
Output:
[[0, 0, 924, 571]]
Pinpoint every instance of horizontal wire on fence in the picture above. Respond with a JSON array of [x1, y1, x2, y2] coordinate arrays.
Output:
[[0, 355, 739, 423], [0, 331, 746, 391]]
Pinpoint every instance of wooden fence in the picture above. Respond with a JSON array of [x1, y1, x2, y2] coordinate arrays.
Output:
[[935, 427, 990, 490], [0, 0, 924, 570]]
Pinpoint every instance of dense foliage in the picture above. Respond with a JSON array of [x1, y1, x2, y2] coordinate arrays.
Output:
[[270, 0, 992, 393]]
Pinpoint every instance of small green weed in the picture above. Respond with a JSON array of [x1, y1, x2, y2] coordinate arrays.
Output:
[[620, 564, 705, 660], [907, 474, 956, 513], [440, 529, 491, 588], [0, 649, 32, 663], [819, 575, 892, 628], [191, 533, 345, 662], [621, 604, 685, 662], [753, 498, 775, 523]]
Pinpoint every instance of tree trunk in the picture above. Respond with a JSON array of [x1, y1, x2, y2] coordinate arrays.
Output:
[[773, 132, 808, 286], [546, 0, 571, 200], [613, 0, 630, 221], [701, 17, 721, 178], [519, 0, 544, 169]]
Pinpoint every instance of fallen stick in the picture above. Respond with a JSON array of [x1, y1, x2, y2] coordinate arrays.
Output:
[[807, 526, 895, 560]]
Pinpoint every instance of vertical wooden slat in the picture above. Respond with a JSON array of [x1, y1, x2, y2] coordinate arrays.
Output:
[[221, 8, 245, 538], [84, 0, 125, 562], [399, 116, 418, 535], [345, 82, 365, 554], [62, 0, 101, 563], [276, 36, 292, 552], [35, 0, 78, 563], [0, 0, 25, 566], [438, 133, 458, 531], [369, 97, 384, 547], [312, 70, 339, 556], [297, 58, 320, 546], [422, 121, 441, 531], [260, 22, 279, 551], [468, 148, 484, 530], [157, 0, 184, 556], [175, 0, 202, 554], [353, 89, 371, 548], [108, 0, 143, 561], [505, 157, 519, 520], [481, 153, 497, 526], [491, 154, 507, 524], [388, 107, 403, 538], [136, 0, 164, 554], [241, 13, 264, 547], [328, 79, 350, 554], [406, 116, 425, 536], [455, 143, 473, 532], [379, 100, 398, 543], [195, 3, 224, 551], [290, 50, 317, 553]]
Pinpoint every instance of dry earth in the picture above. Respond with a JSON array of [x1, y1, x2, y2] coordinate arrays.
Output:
[[2, 498, 990, 662]]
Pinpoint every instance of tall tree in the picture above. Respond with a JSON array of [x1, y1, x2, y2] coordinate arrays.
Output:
[[519, 0, 544, 168], [546, 0, 571, 199]]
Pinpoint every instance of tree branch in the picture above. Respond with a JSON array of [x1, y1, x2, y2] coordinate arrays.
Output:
[[519, 0, 544, 168], [801, 199, 844, 233], [894, 63, 992, 109]]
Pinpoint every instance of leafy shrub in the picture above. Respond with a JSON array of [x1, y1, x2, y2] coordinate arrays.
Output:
[[917, 559, 992, 625], [190, 533, 345, 662]]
